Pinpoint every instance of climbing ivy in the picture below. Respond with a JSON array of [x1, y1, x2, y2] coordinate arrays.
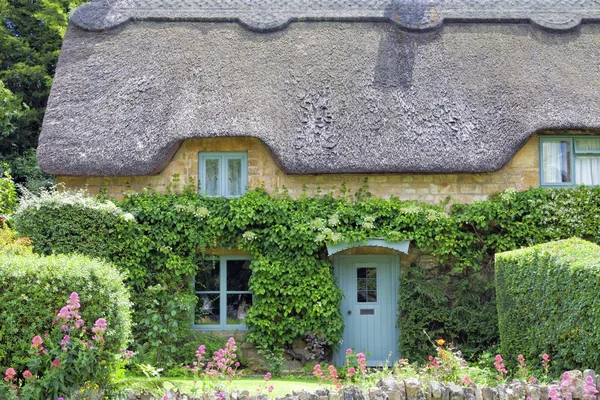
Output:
[[12, 184, 600, 367]]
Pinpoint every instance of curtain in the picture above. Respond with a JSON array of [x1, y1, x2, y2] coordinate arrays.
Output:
[[227, 158, 242, 197], [542, 141, 570, 183], [576, 156, 600, 185]]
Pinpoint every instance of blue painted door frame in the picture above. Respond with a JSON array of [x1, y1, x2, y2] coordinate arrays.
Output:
[[334, 254, 400, 366]]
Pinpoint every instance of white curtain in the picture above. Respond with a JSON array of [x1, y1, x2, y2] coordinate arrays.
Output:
[[576, 156, 600, 185], [227, 158, 242, 197], [543, 141, 570, 183]]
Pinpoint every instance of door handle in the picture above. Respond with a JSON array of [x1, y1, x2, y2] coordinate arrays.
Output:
[[348, 310, 352, 315]]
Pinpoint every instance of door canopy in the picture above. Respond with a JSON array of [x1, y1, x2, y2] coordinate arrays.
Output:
[[326, 239, 411, 256]]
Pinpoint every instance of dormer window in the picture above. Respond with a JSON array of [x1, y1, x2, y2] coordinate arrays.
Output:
[[198, 152, 248, 197], [540, 137, 600, 186]]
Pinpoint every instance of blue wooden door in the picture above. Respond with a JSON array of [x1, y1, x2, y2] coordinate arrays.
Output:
[[334, 255, 399, 366]]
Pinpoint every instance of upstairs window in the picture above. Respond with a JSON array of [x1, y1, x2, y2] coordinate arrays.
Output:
[[198, 152, 248, 197], [193, 257, 252, 330], [540, 137, 600, 186]]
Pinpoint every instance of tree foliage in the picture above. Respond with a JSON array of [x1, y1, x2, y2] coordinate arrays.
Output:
[[0, 0, 84, 185]]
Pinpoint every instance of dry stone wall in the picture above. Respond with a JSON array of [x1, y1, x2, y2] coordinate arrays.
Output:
[[124, 370, 598, 400]]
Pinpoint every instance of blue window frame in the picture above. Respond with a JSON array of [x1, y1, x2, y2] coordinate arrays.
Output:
[[193, 256, 252, 330], [198, 152, 248, 197], [539, 136, 600, 187]]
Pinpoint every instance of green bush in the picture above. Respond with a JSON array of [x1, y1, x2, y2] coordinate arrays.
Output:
[[12, 186, 136, 259], [0, 252, 132, 373], [0, 168, 17, 217], [495, 238, 600, 372]]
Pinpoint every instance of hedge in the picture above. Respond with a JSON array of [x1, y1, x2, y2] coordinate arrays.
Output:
[[495, 238, 600, 372], [12, 184, 600, 367], [0, 252, 132, 372]]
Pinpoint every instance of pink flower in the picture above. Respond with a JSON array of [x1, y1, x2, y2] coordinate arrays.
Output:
[[217, 392, 225, 400], [32, 335, 43, 349], [268, 386, 274, 393], [348, 367, 356, 377], [462, 376, 472, 386], [583, 375, 599, 399], [494, 354, 508, 379], [92, 318, 107, 342], [3, 368, 16, 382], [264, 372, 271, 381], [51, 359, 61, 368], [92, 318, 107, 334], [61, 335, 70, 346], [346, 348, 353, 355], [23, 370, 33, 379], [549, 387, 561, 400]]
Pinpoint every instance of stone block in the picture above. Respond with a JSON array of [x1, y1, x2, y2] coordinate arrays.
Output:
[[464, 387, 475, 400], [526, 384, 541, 400], [329, 392, 342, 400], [447, 383, 464, 400], [425, 380, 444, 400], [369, 386, 388, 400], [342, 385, 369, 400], [378, 376, 407, 400], [405, 378, 425, 400]]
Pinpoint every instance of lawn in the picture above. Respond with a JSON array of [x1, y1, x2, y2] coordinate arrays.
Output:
[[121, 376, 323, 397]]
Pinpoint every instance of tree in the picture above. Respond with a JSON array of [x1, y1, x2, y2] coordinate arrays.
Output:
[[0, 0, 85, 187]]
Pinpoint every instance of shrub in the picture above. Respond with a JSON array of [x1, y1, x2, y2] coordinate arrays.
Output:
[[1, 293, 126, 399], [0, 252, 132, 373], [495, 238, 600, 372], [12, 186, 135, 259], [0, 222, 32, 256], [0, 168, 17, 217]]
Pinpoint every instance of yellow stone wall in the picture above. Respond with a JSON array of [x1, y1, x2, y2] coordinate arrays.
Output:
[[58, 135, 540, 204]]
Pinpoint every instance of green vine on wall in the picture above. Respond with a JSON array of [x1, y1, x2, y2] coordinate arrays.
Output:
[[13, 183, 600, 366]]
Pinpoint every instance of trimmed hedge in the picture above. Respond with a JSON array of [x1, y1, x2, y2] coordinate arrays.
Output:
[[13, 187, 135, 259], [496, 238, 600, 372], [0, 252, 132, 372]]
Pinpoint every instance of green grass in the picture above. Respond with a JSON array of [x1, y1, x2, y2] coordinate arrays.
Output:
[[120, 376, 323, 397]]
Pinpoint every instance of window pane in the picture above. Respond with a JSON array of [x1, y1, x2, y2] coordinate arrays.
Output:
[[542, 140, 571, 183], [226, 293, 252, 325], [205, 158, 220, 196], [357, 267, 377, 303], [195, 260, 219, 291], [227, 158, 243, 197], [575, 138, 600, 153], [576, 156, 600, 185], [227, 259, 251, 291], [195, 293, 220, 325]]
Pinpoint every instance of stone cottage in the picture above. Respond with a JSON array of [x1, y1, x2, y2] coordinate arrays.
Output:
[[36, 0, 600, 365]]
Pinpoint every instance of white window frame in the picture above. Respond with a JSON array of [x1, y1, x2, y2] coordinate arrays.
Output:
[[192, 256, 252, 331], [539, 136, 600, 187], [198, 152, 248, 197]]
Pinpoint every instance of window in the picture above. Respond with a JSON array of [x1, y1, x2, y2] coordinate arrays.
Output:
[[198, 152, 248, 197], [540, 137, 600, 186], [193, 257, 252, 329]]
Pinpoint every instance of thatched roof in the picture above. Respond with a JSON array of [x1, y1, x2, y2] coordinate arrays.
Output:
[[38, 0, 600, 175]]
